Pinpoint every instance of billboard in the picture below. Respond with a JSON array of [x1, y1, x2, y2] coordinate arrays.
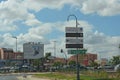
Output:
[[23, 42, 44, 59]]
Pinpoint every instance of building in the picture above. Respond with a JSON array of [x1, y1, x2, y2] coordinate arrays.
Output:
[[14, 52, 24, 60], [23, 42, 44, 59], [68, 53, 97, 66], [54, 57, 66, 64], [0, 48, 14, 60], [100, 58, 108, 66], [0, 48, 24, 60]]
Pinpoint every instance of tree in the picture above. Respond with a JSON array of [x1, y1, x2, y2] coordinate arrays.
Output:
[[32, 59, 40, 66], [110, 56, 120, 65], [90, 61, 99, 67], [68, 60, 76, 66], [45, 52, 51, 59], [53, 61, 63, 67]]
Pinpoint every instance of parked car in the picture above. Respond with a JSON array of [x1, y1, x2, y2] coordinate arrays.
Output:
[[98, 65, 114, 70], [114, 64, 120, 71]]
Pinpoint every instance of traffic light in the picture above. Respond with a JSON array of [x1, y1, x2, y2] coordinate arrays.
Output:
[[61, 49, 63, 53]]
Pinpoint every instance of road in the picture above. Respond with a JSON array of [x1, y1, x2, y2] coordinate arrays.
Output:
[[0, 72, 50, 80]]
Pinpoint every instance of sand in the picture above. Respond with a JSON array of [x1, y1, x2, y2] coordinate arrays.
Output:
[[17, 75, 50, 80]]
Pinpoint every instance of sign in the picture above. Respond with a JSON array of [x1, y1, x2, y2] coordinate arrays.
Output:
[[65, 27, 83, 48], [66, 27, 83, 33], [23, 42, 44, 59], [66, 38, 83, 44], [68, 49, 87, 54], [66, 44, 83, 48], [66, 33, 83, 37]]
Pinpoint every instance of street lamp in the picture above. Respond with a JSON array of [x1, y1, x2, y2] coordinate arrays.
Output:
[[53, 41, 56, 58], [67, 14, 80, 80], [12, 36, 17, 52]]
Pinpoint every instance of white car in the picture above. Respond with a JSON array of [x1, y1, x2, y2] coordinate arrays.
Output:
[[114, 64, 120, 71]]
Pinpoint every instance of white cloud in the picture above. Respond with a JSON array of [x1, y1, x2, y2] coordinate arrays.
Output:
[[80, 0, 120, 16], [0, 0, 120, 32], [0, 19, 17, 31], [0, 20, 120, 59], [0, 33, 16, 48], [23, 0, 74, 11], [0, 0, 120, 59]]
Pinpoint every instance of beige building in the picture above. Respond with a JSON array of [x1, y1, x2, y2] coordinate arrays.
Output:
[[0, 48, 23, 60], [68, 53, 97, 66], [0, 48, 14, 60]]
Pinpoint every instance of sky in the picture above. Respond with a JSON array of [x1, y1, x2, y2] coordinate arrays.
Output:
[[0, 0, 120, 59]]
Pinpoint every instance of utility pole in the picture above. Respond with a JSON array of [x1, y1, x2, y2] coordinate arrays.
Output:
[[12, 36, 17, 52], [53, 41, 56, 58], [118, 44, 120, 55]]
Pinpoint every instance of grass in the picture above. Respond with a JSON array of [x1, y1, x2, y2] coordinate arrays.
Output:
[[34, 72, 119, 80], [34, 72, 76, 80]]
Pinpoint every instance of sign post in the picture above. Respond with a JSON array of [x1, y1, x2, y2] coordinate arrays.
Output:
[[66, 15, 86, 80]]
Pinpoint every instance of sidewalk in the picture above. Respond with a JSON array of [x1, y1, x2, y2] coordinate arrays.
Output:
[[17, 75, 50, 80]]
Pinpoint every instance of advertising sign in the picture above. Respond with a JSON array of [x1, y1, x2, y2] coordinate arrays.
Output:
[[23, 42, 44, 59]]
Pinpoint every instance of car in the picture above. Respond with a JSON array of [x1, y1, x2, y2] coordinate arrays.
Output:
[[9, 67, 17, 72], [98, 65, 114, 70], [79, 65, 88, 70], [114, 64, 120, 71]]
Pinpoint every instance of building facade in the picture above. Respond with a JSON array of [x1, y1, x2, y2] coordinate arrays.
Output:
[[0, 48, 23, 60], [23, 42, 44, 59], [68, 53, 97, 66], [0, 48, 14, 60], [100, 58, 108, 66], [14, 52, 24, 60]]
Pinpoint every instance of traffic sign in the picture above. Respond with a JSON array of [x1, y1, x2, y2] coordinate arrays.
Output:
[[66, 44, 83, 48], [66, 38, 83, 44], [66, 33, 83, 37], [65, 27, 83, 48], [66, 27, 83, 33], [68, 49, 87, 54]]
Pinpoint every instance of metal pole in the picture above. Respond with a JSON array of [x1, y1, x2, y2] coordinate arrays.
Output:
[[64, 51, 67, 65], [61, 49, 67, 65], [16, 37, 17, 52], [118, 44, 120, 56], [67, 14, 80, 80], [53, 41, 56, 58], [12, 36, 17, 52]]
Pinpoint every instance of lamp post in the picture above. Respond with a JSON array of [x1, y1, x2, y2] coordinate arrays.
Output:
[[12, 36, 17, 52], [118, 44, 120, 55], [67, 14, 80, 80], [53, 41, 56, 58]]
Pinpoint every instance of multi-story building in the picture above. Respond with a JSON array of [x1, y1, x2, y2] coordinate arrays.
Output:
[[14, 52, 24, 60], [0, 48, 14, 60], [54, 57, 66, 64], [68, 53, 97, 66], [0, 48, 23, 60], [100, 58, 108, 66], [23, 42, 44, 59]]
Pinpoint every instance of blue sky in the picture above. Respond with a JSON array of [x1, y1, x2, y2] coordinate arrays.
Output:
[[36, 4, 120, 36], [0, 0, 120, 59]]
